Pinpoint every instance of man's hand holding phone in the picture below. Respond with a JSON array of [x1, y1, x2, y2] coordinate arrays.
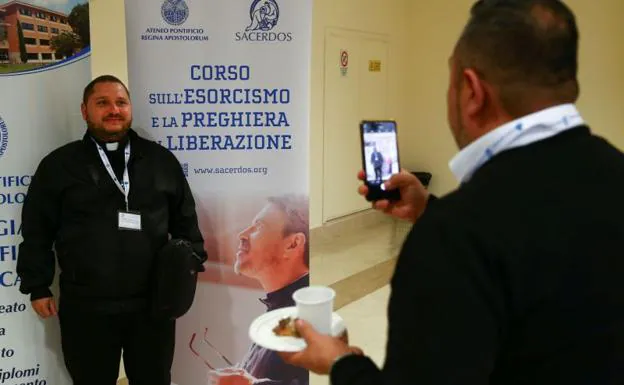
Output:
[[357, 169, 430, 224]]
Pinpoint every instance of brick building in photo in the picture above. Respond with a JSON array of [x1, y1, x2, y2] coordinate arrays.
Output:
[[0, 8, 9, 62], [0, 0, 73, 64]]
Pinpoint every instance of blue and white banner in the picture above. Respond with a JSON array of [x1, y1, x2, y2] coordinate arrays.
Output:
[[124, 1, 312, 384], [0, 1, 91, 383]]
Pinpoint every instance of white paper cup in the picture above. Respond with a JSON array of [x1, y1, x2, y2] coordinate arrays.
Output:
[[292, 286, 336, 335]]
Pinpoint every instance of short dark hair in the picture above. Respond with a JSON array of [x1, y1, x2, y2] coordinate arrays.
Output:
[[82, 75, 130, 105], [268, 194, 309, 268], [455, 0, 579, 117]]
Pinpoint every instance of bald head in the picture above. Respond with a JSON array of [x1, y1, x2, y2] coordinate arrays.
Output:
[[454, 0, 579, 117]]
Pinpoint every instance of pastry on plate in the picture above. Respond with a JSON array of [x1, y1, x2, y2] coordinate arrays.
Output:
[[272, 317, 301, 338]]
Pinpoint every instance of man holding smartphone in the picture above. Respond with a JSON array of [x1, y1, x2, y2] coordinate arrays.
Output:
[[280, 1, 624, 384]]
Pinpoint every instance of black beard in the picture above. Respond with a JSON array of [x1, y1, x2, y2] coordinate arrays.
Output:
[[87, 120, 131, 143]]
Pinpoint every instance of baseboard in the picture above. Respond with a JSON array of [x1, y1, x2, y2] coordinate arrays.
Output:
[[310, 209, 393, 244]]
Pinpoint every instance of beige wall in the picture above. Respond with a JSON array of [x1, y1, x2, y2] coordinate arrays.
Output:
[[401, 0, 624, 197], [90, 1, 624, 229], [400, 1, 472, 197], [89, 0, 127, 83], [566, 0, 624, 147], [309, 0, 410, 226]]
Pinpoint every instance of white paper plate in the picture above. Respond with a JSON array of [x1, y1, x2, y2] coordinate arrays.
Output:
[[248, 306, 346, 352]]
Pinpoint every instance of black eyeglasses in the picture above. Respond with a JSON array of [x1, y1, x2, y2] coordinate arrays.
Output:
[[189, 327, 234, 370]]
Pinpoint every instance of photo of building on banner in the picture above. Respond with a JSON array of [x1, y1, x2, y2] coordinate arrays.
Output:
[[0, 2, 91, 385], [124, 1, 312, 384], [0, 0, 89, 74]]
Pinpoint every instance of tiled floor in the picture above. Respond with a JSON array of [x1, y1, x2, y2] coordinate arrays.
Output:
[[309, 217, 399, 385], [118, 212, 404, 385], [310, 285, 392, 385]]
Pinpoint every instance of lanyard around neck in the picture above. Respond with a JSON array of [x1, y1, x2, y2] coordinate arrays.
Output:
[[92, 138, 131, 211]]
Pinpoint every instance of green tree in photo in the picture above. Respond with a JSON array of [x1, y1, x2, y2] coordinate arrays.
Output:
[[68, 3, 89, 48], [0, 23, 7, 42], [51, 31, 80, 58], [17, 22, 27, 63]]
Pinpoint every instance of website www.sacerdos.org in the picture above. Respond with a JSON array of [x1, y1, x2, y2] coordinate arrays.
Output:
[[193, 166, 269, 176]]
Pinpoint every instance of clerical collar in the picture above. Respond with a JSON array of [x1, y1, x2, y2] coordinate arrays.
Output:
[[90, 133, 129, 152], [259, 273, 309, 311]]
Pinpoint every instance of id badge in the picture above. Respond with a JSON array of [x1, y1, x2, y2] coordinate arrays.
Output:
[[118, 211, 142, 231]]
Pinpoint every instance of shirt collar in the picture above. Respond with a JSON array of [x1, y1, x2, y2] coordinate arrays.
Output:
[[83, 128, 145, 160], [259, 273, 309, 311], [448, 103, 584, 183]]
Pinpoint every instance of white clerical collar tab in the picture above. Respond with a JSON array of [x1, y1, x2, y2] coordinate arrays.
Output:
[[106, 142, 119, 151]]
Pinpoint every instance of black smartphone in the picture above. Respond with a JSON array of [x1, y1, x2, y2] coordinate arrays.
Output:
[[359, 120, 401, 202]]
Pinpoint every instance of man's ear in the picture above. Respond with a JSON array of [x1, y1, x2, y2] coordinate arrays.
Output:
[[80, 103, 88, 121], [462, 68, 486, 118], [285, 233, 306, 253]]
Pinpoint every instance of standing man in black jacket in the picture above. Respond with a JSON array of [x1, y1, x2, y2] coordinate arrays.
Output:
[[16, 75, 206, 385], [281, 1, 624, 384]]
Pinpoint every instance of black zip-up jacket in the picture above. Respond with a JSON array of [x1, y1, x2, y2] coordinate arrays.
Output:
[[16, 129, 206, 311]]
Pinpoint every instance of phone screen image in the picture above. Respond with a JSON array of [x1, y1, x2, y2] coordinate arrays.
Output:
[[361, 121, 400, 187]]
